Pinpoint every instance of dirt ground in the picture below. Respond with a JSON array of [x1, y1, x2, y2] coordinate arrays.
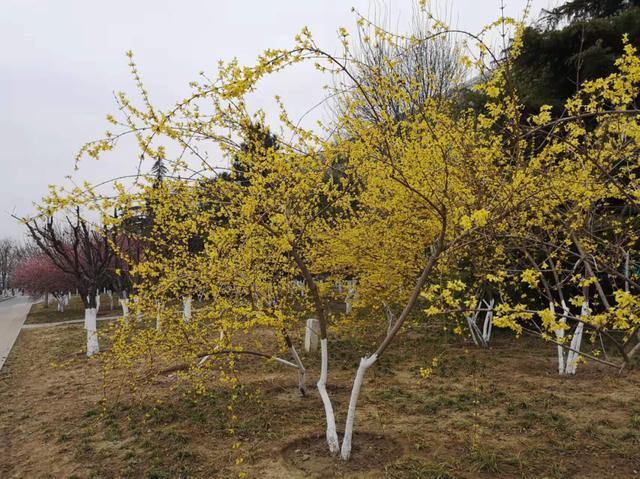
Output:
[[1, 320, 639, 479]]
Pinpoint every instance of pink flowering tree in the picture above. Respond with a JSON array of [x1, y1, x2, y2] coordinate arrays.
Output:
[[12, 254, 78, 311]]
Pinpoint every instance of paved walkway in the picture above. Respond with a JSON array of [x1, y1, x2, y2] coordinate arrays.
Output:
[[21, 315, 119, 330], [0, 296, 32, 371]]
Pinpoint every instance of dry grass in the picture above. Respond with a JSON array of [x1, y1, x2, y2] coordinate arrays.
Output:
[[1, 320, 639, 478]]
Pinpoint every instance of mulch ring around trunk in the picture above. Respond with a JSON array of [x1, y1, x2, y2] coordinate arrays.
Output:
[[281, 431, 402, 478]]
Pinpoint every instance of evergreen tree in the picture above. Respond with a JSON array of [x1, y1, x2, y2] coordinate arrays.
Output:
[[513, 0, 640, 114], [231, 124, 278, 187]]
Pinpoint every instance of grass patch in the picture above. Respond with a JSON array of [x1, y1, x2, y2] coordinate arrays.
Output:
[[25, 294, 120, 325], [385, 457, 459, 479]]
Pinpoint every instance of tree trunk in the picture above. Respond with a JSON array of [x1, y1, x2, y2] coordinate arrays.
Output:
[[183, 296, 192, 321], [345, 284, 355, 314], [564, 299, 588, 375], [85, 308, 99, 357], [291, 248, 339, 453], [134, 297, 143, 321], [340, 354, 377, 460], [336, 235, 444, 460], [120, 298, 130, 319], [624, 250, 630, 293], [108, 290, 114, 310], [481, 299, 494, 345], [555, 302, 567, 374], [56, 295, 65, 312], [466, 300, 487, 348], [566, 322, 584, 375], [304, 318, 320, 352], [287, 339, 307, 396], [318, 338, 339, 453]]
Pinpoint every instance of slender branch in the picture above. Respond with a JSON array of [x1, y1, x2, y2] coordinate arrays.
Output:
[[159, 350, 298, 375]]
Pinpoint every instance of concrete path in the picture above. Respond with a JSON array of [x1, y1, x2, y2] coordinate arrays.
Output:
[[0, 296, 33, 371]]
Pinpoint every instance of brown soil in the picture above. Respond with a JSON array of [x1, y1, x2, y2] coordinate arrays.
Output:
[[1, 322, 639, 479], [282, 432, 402, 478]]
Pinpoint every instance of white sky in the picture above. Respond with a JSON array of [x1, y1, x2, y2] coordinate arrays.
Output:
[[0, 0, 557, 239]]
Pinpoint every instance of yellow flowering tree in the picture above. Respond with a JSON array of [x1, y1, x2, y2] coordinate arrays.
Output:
[[86, 12, 553, 461], [36, 5, 640, 466], [484, 36, 640, 374]]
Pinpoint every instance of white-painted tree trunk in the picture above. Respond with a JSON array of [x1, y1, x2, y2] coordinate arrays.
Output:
[[345, 284, 355, 314], [95, 293, 100, 314], [466, 300, 487, 347], [134, 297, 143, 321], [120, 298, 130, 319], [481, 298, 494, 345], [107, 290, 114, 310], [318, 339, 339, 454], [466, 310, 481, 346], [85, 308, 99, 357], [554, 300, 588, 375], [183, 296, 192, 321], [304, 318, 320, 352], [340, 354, 378, 460], [156, 301, 162, 331], [554, 301, 567, 374], [289, 343, 307, 395], [565, 322, 584, 375], [564, 300, 588, 375]]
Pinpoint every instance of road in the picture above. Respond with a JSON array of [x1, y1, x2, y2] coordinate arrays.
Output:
[[0, 296, 32, 371]]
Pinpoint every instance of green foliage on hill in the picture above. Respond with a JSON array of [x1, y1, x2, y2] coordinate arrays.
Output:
[[513, 0, 640, 114]]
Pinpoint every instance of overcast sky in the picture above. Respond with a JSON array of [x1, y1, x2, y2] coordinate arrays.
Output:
[[0, 0, 557, 239]]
